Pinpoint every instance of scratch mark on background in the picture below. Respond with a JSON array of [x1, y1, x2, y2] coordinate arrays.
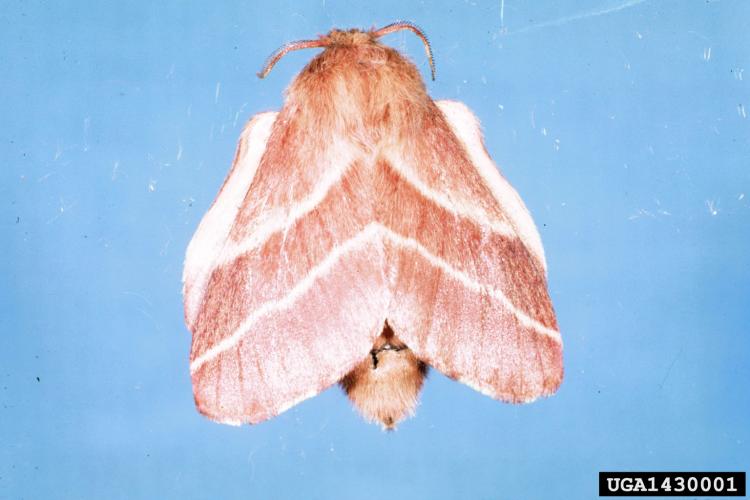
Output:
[[38, 172, 55, 183], [507, 0, 648, 35], [628, 208, 655, 220], [160, 225, 173, 256], [706, 199, 719, 216], [246, 446, 264, 482], [233, 102, 248, 128], [136, 306, 160, 333], [46, 197, 77, 224], [500, 0, 506, 31], [122, 291, 153, 307], [659, 345, 685, 390], [628, 199, 670, 220], [83, 117, 91, 152]]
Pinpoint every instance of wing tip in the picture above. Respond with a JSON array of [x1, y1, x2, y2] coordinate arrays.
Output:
[[454, 359, 564, 405], [191, 366, 325, 427], [193, 396, 270, 427]]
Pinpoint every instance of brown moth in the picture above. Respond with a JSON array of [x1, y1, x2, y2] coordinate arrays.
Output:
[[183, 22, 563, 430]]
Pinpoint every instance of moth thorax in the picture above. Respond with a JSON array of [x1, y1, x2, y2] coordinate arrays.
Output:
[[325, 29, 375, 46], [340, 323, 427, 430]]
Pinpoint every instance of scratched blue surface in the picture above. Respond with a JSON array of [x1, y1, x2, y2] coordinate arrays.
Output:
[[2, 1, 749, 498]]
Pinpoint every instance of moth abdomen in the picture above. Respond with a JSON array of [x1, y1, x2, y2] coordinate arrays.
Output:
[[340, 322, 428, 430]]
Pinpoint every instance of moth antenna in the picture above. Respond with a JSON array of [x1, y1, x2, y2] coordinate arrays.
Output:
[[374, 21, 436, 81], [257, 39, 328, 79]]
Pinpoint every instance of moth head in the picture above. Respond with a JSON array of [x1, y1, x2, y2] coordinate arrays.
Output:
[[257, 21, 435, 81]]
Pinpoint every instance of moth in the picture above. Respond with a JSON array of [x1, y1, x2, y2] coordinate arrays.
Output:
[[183, 22, 563, 430]]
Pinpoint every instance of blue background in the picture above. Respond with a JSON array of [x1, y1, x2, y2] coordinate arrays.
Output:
[[2, 1, 748, 498]]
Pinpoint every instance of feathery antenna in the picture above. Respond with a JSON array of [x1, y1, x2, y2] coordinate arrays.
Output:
[[373, 21, 436, 81], [258, 22, 436, 80], [257, 39, 328, 79]]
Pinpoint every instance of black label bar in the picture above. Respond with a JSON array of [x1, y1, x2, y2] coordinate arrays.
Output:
[[599, 472, 745, 496]]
